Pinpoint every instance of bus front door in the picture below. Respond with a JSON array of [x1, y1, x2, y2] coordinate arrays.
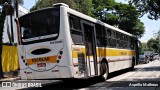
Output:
[[81, 21, 97, 76]]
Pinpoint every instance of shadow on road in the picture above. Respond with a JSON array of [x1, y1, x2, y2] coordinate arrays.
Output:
[[108, 68, 132, 79], [135, 66, 160, 72]]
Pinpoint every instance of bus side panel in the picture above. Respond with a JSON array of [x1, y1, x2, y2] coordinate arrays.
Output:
[[72, 45, 87, 78], [17, 45, 28, 79], [96, 48, 134, 73], [58, 6, 74, 78]]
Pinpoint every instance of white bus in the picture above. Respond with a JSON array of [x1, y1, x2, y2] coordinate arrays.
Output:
[[16, 3, 139, 80]]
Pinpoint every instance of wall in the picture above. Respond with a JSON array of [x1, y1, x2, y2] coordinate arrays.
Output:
[[3, 5, 29, 44]]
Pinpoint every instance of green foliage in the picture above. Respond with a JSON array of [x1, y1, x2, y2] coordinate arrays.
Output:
[[31, 0, 76, 12], [147, 38, 159, 52], [128, 0, 160, 20], [75, 0, 92, 15], [140, 42, 152, 52], [92, 0, 145, 38], [30, 0, 92, 16]]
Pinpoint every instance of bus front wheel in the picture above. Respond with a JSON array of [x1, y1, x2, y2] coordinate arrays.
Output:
[[100, 62, 109, 80]]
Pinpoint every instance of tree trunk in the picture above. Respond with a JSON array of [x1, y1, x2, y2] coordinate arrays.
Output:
[[0, 10, 6, 79]]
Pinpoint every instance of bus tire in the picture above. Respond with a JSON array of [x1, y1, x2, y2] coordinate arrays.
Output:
[[100, 62, 109, 80]]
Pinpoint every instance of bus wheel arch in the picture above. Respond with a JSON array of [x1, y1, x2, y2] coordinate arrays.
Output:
[[99, 58, 109, 80]]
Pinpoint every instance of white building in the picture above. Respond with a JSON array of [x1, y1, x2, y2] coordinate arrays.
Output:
[[3, 5, 28, 44]]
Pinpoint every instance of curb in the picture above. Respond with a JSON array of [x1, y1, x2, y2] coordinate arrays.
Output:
[[0, 77, 21, 83]]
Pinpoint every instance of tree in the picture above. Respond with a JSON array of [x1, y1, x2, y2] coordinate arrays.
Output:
[[92, 0, 145, 38], [147, 38, 159, 52], [30, 0, 92, 16], [140, 42, 150, 54], [31, 0, 76, 11], [0, 0, 23, 79], [128, 0, 160, 20], [74, 0, 92, 15]]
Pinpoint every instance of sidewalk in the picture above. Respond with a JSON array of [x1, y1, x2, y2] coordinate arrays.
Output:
[[0, 71, 21, 83]]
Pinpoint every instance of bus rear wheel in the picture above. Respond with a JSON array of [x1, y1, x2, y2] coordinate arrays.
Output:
[[100, 62, 109, 80]]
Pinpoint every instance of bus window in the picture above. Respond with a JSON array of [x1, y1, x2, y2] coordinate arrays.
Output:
[[112, 31, 116, 47], [126, 36, 130, 49], [116, 32, 120, 48], [69, 16, 81, 30], [119, 33, 123, 48], [20, 8, 60, 44], [95, 24, 104, 47], [103, 27, 107, 46], [69, 15, 83, 45], [125, 35, 129, 49], [121, 34, 125, 48], [108, 30, 115, 47], [107, 29, 111, 38]]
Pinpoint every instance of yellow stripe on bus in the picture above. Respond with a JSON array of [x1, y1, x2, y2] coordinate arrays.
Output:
[[97, 48, 135, 57], [72, 47, 135, 58], [27, 56, 57, 65]]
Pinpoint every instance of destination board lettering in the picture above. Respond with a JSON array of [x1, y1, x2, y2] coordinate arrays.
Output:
[[32, 57, 50, 63], [120, 52, 127, 55]]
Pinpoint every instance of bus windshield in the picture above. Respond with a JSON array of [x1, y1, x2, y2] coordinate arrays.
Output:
[[19, 8, 60, 44]]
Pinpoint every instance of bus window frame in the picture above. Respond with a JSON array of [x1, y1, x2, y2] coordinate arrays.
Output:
[[68, 14, 84, 45]]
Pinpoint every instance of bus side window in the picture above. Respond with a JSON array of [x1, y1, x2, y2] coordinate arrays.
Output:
[[122, 34, 125, 48], [116, 32, 120, 48], [103, 27, 107, 47], [125, 35, 128, 49], [128, 37, 131, 49], [119, 33, 123, 48], [104, 28, 108, 47], [107, 29, 111, 47], [69, 15, 83, 45], [112, 31, 116, 47], [95, 24, 103, 47]]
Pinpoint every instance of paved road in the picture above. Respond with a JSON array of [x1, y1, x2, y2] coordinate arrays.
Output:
[[1, 59, 160, 90], [86, 59, 160, 90]]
